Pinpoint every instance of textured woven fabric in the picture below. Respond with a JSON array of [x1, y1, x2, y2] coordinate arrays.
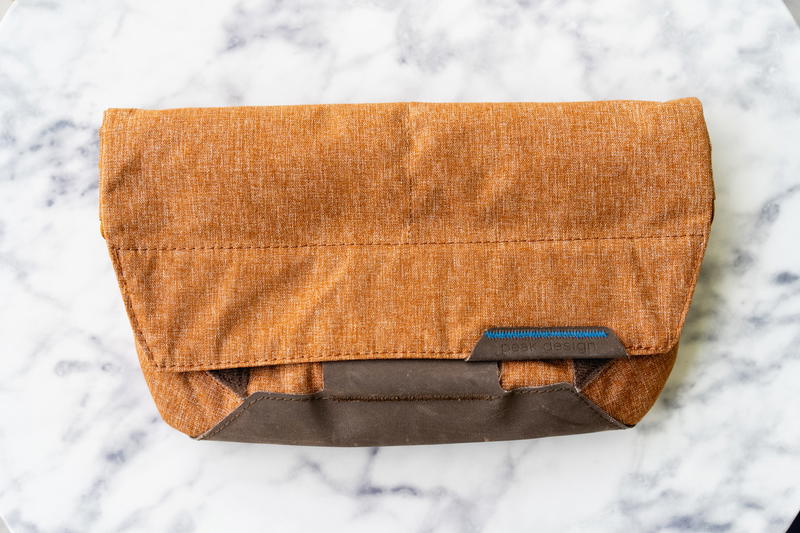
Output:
[[99, 99, 713, 436], [582, 347, 679, 426]]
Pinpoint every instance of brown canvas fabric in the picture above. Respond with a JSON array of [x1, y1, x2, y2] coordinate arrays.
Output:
[[247, 363, 323, 396], [99, 98, 713, 438], [500, 360, 573, 390]]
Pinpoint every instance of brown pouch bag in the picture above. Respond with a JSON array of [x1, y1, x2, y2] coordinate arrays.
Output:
[[99, 98, 713, 446]]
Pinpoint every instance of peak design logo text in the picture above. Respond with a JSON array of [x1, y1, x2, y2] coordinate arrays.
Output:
[[500, 339, 598, 355]]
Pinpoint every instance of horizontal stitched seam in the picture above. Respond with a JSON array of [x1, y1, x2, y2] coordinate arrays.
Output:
[[111, 232, 704, 251], [200, 385, 575, 439], [486, 329, 608, 339], [332, 394, 500, 401], [152, 346, 664, 370], [156, 352, 469, 369], [279, 387, 569, 402]]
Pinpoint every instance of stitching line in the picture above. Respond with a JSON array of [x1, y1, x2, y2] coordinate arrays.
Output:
[[486, 329, 608, 339], [201, 385, 597, 439], [148, 345, 659, 370], [110, 232, 704, 251], [153, 352, 468, 370], [147, 344, 664, 370], [330, 394, 501, 401]]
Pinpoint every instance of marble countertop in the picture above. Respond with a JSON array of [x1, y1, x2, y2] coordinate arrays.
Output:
[[1, 1, 799, 531]]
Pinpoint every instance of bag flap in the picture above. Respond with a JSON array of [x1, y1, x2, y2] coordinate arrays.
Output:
[[99, 99, 713, 372]]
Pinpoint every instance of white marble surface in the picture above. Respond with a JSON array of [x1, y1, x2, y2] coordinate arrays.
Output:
[[1, 1, 799, 531]]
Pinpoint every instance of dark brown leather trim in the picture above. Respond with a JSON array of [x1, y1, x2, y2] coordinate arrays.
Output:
[[197, 360, 626, 446], [468, 327, 627, 362]]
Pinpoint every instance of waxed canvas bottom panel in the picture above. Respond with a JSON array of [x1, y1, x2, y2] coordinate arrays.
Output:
[[196, 359, 628, 448], [197, 386, 626, 446], [135, 347, 677, 437]]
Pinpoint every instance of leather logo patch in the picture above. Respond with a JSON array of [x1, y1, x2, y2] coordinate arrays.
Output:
[[467, 327, 627, 362]]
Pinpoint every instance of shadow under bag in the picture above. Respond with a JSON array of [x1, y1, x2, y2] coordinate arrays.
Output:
[[98, 98, 714, 446]]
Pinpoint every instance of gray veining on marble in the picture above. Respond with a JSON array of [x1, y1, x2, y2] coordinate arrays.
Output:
[[0, 1, 799, 532]]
